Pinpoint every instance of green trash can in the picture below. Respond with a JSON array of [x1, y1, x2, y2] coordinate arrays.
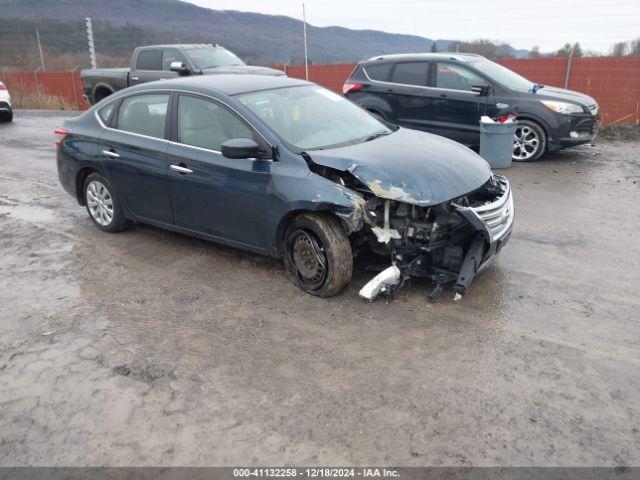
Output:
[[479, 119, 517, 169]]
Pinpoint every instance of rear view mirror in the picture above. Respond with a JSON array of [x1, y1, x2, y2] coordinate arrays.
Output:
[[472, 84, 490, 96], [221, 138, 262, 159], [170, 61, 190, 75]]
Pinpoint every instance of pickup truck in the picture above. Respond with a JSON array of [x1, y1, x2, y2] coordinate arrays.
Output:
[[81, 44, 284, 105]]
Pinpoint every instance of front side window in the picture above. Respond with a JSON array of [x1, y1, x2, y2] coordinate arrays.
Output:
[[435, 63, 488, 91], [238, 85, 391, 151], [116, 94, 169, 139], [162, 49, 188, 71], [135, 50, 162, 71], [390, 62, 429, 86], [177, 95, 253, 151]]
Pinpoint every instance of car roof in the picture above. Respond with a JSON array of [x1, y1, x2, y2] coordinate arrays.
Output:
[[128, 74, 311, 96], [363, 53, 486, 63], [137, 44, 225, 50]]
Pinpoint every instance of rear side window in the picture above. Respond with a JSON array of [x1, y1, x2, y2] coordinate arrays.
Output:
[[135, 50, 162, 71], [98, 102, 115, 124], [436, 63, 488, 91], [177, 95, 253, 152], [116, 94, 169, 139], [162, 49, 188, 71], [364, 63, 393, 81], [390, 62, 429, 86]]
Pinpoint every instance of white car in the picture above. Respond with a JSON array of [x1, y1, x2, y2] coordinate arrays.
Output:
[[0, 81, 13, 122]]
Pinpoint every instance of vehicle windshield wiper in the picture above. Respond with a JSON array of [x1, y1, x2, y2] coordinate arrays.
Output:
[[364, 130, 392, 142]]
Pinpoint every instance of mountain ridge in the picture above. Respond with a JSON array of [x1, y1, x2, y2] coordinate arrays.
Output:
[[0, 0, 529, 65]]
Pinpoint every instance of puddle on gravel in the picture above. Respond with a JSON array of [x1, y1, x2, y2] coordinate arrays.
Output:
[[0, 204, 57, 224]]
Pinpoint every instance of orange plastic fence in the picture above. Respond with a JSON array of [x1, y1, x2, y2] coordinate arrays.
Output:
[[2, 56, 639, 124]]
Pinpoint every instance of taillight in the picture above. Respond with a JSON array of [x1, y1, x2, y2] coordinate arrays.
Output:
[[54, 128, 68, 148], [342, 82, 362, 95], [0, 82, 7, 90]]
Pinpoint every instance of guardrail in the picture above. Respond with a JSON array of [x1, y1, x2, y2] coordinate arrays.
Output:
[[2, 56, 639, 125]]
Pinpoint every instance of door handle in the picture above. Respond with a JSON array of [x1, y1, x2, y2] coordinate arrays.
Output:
[[130, 76, 139, 81], [170, 164, 193, 174], [102, 149, 120, 158]]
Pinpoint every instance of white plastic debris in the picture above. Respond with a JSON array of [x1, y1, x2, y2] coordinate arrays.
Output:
[[371, 199, 401, 244], [480, 116, 495, 123], [359, 265, 402, 302]]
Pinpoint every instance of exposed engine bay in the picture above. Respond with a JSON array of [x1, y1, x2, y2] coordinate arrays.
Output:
[[358, 175, 512, 301], [308, 160, 514, 302]]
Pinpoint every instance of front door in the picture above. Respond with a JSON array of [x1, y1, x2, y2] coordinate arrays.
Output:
[[166, 94, 272, 251], [99, 92, 173, 224], [428, 62, 491, 145], [130, 49, 184, 85]]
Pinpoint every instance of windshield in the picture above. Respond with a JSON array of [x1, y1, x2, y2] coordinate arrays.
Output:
[[184, 47, 246, 69], [471, 59, 535, 92], [238, 86, 391, 150]]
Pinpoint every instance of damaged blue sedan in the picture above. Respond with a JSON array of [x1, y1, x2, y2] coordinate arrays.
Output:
[[56, 74, 513, 301]]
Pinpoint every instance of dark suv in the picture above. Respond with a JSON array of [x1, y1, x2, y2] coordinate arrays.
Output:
[[343, 53, 599, 161]]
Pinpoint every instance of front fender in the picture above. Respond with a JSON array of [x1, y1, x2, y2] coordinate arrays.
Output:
[[270, 172, 366, 257]]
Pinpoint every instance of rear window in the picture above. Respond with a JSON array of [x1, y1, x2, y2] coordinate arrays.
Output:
[[390, 62, 429, 87], [364, 63, 393, 81], [135, 50, 162, 71]]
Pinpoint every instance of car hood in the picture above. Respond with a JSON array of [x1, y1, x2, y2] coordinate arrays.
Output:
[[307, 128, 492, 207], [536, 86, 597, 106], [202, 65, 285, 76]]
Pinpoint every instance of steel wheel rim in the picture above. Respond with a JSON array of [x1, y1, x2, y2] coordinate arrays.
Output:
[[86, 180, 114, 226], [290, 230, 327, 289], [513, 125, 539, 160]]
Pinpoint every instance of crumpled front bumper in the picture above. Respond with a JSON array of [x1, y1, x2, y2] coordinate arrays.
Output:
[[359, 175, 514, 302], [454, 174, 514, 271]]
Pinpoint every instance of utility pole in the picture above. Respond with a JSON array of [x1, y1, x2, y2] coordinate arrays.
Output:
[[35, 29, 46, 71], [86, 17, 97, 69], [563, 43, 575, 89], [303, 3, 309, 80]]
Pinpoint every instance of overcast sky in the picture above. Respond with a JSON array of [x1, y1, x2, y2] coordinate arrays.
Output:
[[188, 0, 639, 53]]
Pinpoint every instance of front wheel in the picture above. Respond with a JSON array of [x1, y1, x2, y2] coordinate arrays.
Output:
[[513, 120, 546, 162], [283, 213, 353, 297]]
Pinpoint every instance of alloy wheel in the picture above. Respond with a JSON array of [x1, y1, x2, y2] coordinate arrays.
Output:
[[86, 180, 114, 226], [513, 125, 540, 161]]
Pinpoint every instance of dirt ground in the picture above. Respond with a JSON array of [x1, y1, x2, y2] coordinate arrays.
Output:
[[1, 110, 639, 467]]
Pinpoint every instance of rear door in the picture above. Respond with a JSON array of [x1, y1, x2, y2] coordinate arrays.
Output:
[[166, 93, 272, 250], [386, 61, 432, 130], [130, 49, 183, 85], [98, 92, 173, 224], [428, 62, 490, 144]]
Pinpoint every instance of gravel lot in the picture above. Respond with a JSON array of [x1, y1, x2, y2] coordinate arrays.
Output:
[[1, 111, 639, 467]]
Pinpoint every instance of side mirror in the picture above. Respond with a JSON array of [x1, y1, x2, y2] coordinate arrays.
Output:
[[472, 84, 490, 96], [170, 61, 190, 75], [221, 138, 262, 159]]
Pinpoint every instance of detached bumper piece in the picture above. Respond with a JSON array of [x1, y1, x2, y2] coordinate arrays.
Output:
[[359, 175, 514, 302]]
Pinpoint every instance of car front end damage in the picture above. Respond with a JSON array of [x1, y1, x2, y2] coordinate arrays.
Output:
[[349, 174, 514, 301]]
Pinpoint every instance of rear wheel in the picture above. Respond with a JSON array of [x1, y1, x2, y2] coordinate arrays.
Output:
[[283, 213, 353, 297], [83, 172, 127, 232], [0, 109, 12, 123], [513, 120, 546, 162]]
